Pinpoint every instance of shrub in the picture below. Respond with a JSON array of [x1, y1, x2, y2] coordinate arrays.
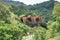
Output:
[[48, 36, 60, 40], [0, 21, 30, 40], [33, 27, 46, 40]]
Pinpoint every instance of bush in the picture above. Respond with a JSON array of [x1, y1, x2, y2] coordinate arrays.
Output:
[[33, 27, 46, 40], [46, 21, 60, 40], [0, 21, 30, 40], [0, 23, 20, 40], [48, 36, 60, 40]]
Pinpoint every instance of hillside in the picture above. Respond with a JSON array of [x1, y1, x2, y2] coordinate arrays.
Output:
[[28, 1, 58, 20], [0, 0, 59, 23], [0, 3, 20, 25], [0, 0, 60, 40]]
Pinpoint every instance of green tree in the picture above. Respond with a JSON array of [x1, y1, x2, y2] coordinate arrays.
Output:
[[53, 3, 60, 18], [33, 27, 46, 40], [0, 21, 30, 40], [46, 2, 60, 40]]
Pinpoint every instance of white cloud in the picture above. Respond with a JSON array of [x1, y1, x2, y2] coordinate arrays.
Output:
[[14, 0, 60, 5], [14, 0, 49, 5], [56, 0, 60, 2]]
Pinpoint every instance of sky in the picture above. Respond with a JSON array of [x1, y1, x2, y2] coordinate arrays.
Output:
[[14, 0, 60, 5]]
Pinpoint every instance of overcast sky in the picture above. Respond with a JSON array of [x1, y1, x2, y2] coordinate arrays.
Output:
[[14, 0, 60, 5]]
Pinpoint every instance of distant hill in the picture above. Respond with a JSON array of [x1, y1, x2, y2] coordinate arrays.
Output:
[[0, 0, 25, 5], [27, 1, 59, 20], [6, 0, 25, 5], [0, 0, 59, 22]]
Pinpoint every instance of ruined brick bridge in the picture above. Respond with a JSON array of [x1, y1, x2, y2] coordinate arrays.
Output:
[[20, 15, 48, 28]]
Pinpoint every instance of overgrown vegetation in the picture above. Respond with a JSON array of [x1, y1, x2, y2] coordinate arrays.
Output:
[[0, 0, 60, 40]]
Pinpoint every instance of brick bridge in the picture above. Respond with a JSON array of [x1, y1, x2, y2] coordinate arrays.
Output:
[[21, 15, 48, 28]]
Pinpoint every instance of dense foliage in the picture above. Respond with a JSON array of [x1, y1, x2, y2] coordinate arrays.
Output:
[[33, 27, 46, 40], [0, 21, 21, 40], [0, 21, 30, 40], [0, 0, 56, 20], [0, 0, 60, 40], [31, 2, 60, 40]]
